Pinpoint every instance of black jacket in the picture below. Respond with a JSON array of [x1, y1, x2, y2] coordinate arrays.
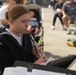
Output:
[[54, 2, 64, 10], [0, 32, 36, 72]]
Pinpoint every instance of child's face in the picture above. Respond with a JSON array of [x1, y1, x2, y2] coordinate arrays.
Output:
[[30, 11, 35, 17], [9, 13, 30, 36]]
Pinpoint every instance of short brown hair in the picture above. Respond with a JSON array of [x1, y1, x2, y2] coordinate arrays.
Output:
[[6, 4, 29, 20], [7, 0, 16, 3]]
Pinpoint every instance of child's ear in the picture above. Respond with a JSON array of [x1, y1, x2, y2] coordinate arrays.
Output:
[[9, 19, 14, 24]]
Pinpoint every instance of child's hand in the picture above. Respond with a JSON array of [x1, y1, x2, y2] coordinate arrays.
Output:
[[34, 27, 40, 35], [34, 55, 47, 64]]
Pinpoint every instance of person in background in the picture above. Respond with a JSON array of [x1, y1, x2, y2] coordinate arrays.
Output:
[[0, 0, 3, 6], [30, 0, 36, 4], [62, 0, 76, 34], [51, 0, 65, 30], [0, 0, 16, 33], [23, 0, 29, 4], [50, 0, 58, 10], [28, 9, 40, 36], [0, 5, 47, 74]]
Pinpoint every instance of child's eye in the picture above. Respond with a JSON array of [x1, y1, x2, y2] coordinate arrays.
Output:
[[22, 20, 27, 23], [22, 20, 30, 23]]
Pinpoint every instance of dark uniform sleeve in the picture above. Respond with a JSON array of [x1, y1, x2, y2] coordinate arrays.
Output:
[[0, 42, 13, 73], [23, 34, 38, 62]]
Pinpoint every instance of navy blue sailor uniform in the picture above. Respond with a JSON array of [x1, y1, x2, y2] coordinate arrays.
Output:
[[0, 31, 37, 72]]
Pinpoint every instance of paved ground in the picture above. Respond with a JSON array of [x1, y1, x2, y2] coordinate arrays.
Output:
[[43, 8, 76, 58]]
